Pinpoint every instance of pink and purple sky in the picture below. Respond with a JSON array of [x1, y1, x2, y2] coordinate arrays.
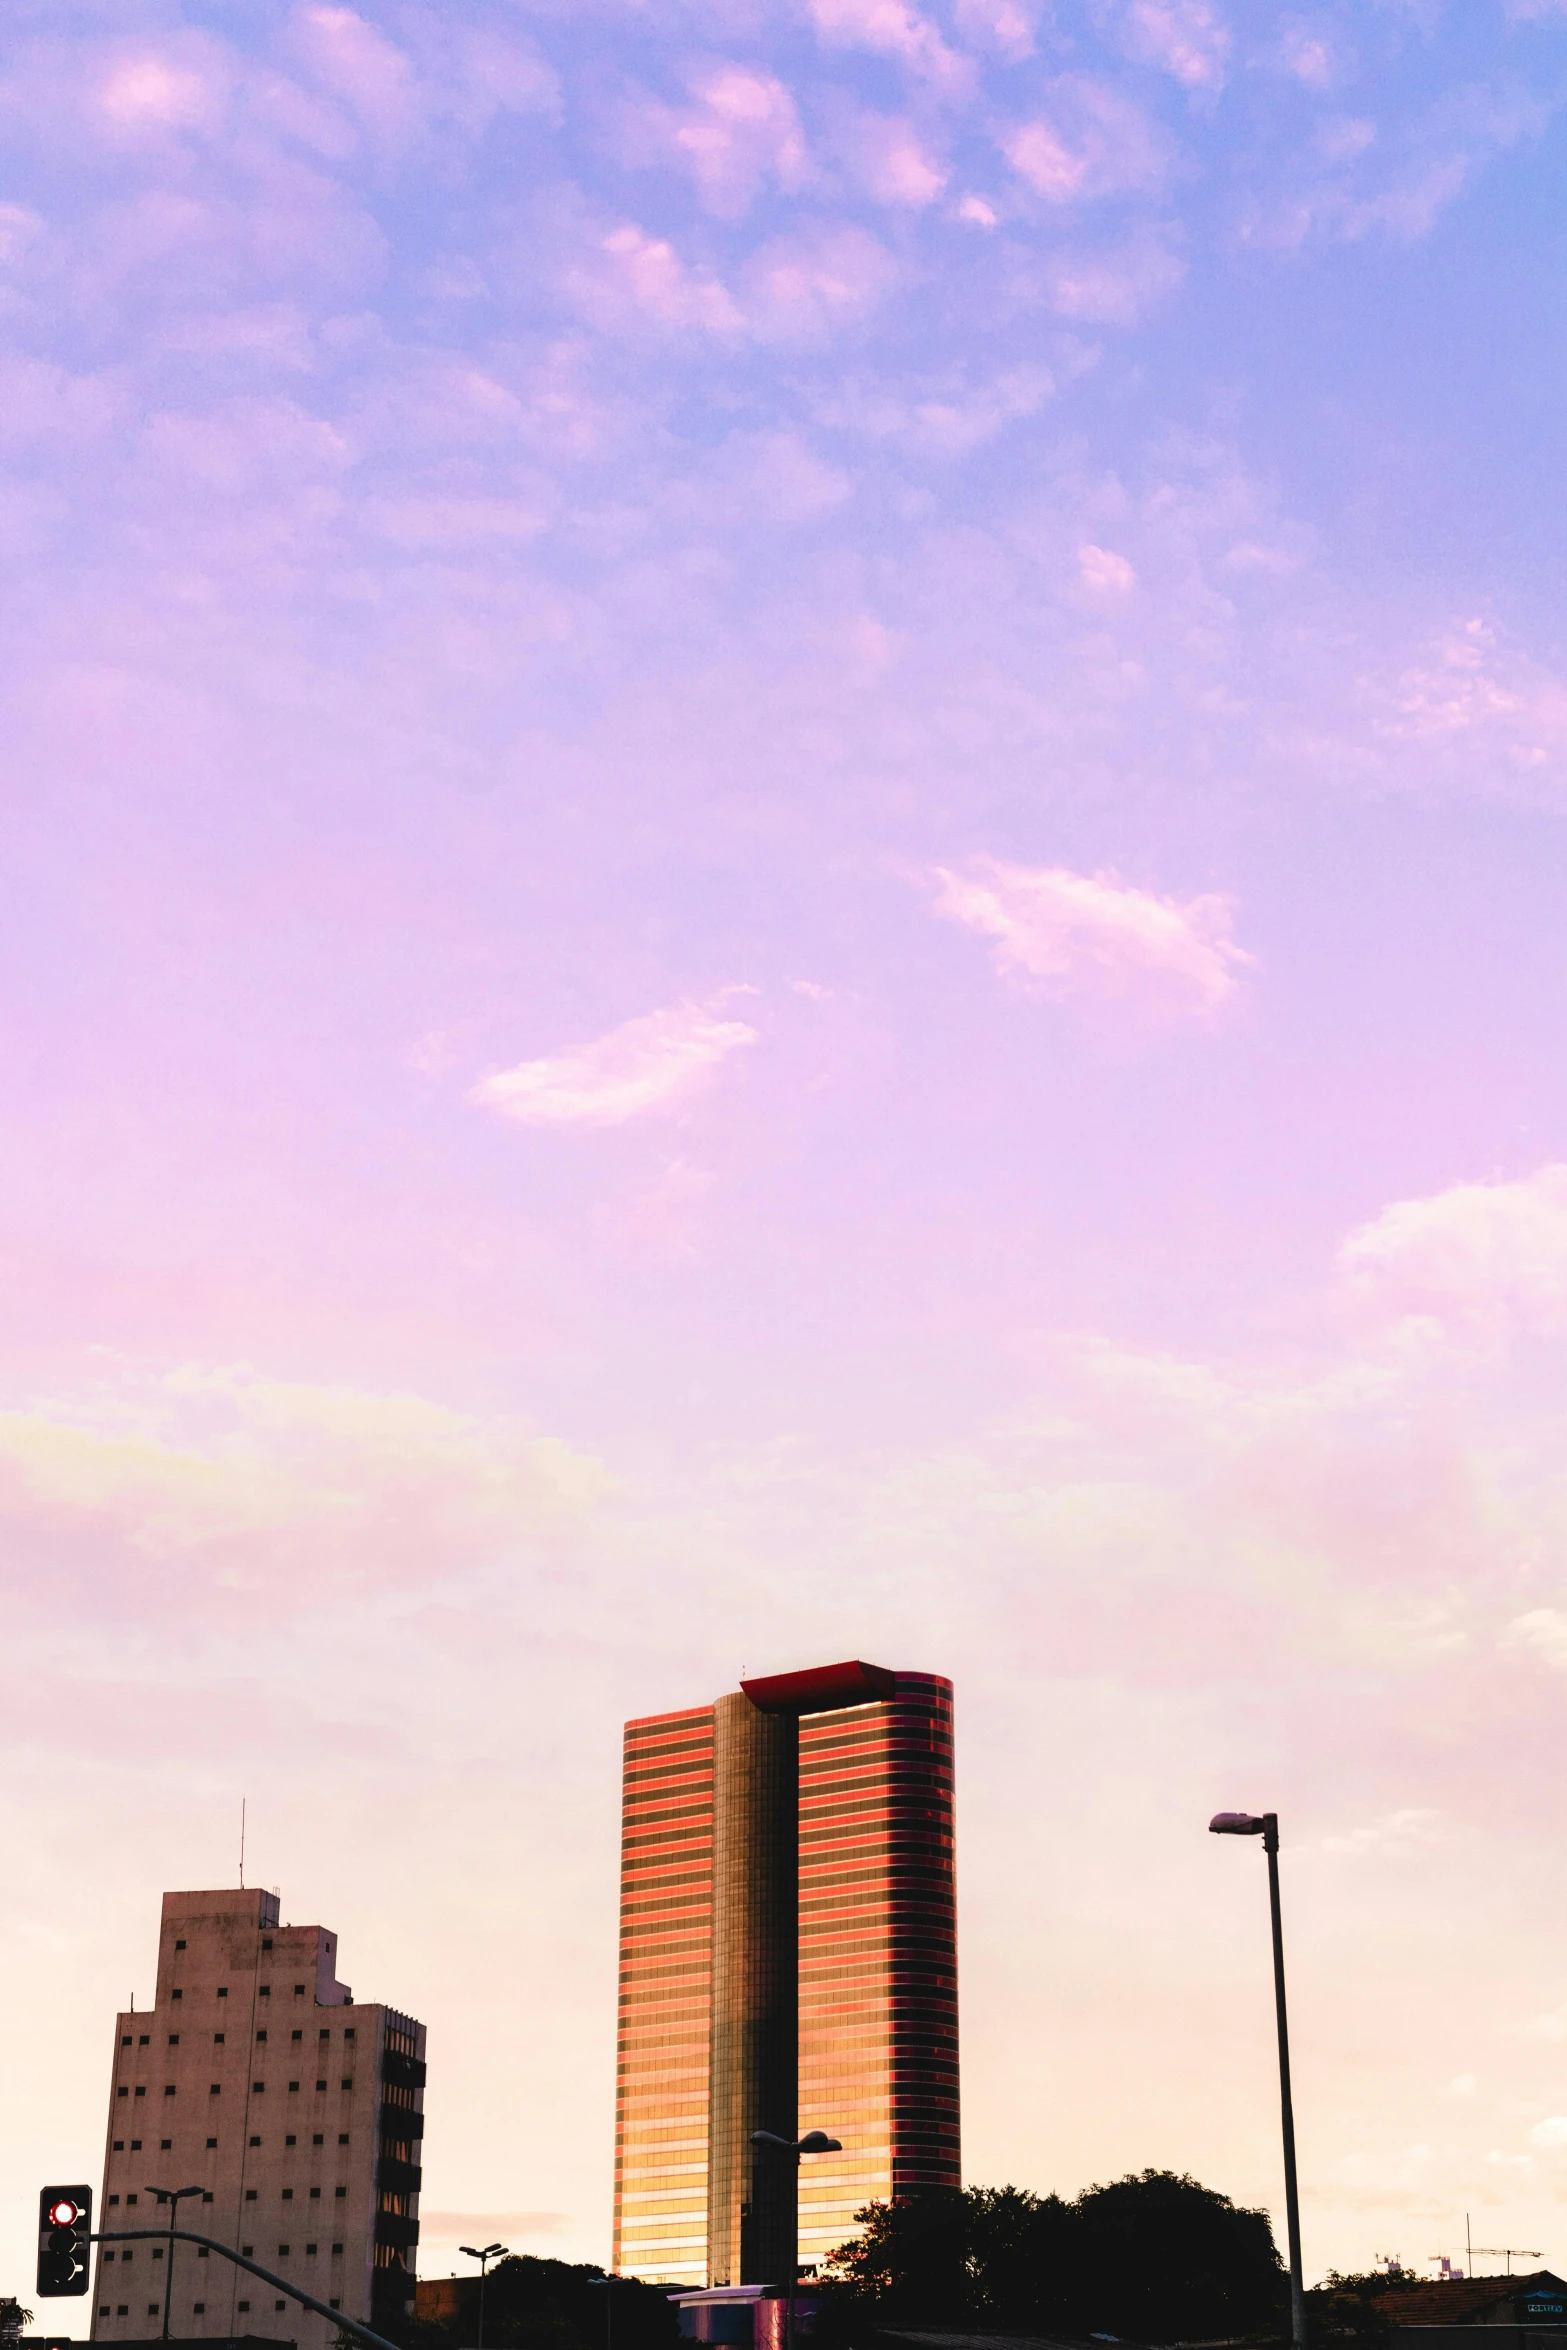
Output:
[[7, 0, 1567, 2299]]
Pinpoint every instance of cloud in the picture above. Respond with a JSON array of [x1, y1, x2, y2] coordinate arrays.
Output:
[[930, 858, 1251, 1015], [0, 1366, 606, 1599], [841, 111, 948, 207], [1338, 1165, 1567, 1334], [1079, 542, 1136, 593], [1121, 0, 1231, 90], [741, 224, 899, 341], [1528, 2118, 1567, 2150], [1502, 1608, 1567, 1668], [1321, 1807, 1442, 1856], [564, 223, 744, 337], [1001, 77, 1173, 203], [626, 66, 809, 217], [472, 999, 759, 1128], [806, 0, 970, 90]]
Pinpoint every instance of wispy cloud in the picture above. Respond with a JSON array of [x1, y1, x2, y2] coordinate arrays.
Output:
[[472, 998, 759, 1128], [1120, 0, 1230, 90], [930, 858, 1252, 1015]]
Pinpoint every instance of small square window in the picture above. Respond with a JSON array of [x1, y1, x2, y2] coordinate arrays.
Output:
[[245, 2190, 257, 2202], [289, 2081, 300, 2093], [330, 2297, 341, 2309], [148, 2304, 160, 2318], [134, 2087, 146, 2098], [113, 2140, 124, 2151], [198, 2243, 210, 2256], [138, 2035, 150, 2047], [129, 2142, 141, 2154], [109, 2194, 121, 2207], [202, 2193, 214, 2204], [256, 2029, 268, 2043], [309, 2187, 321, 2200], [99, 2304, 110, 2315], [160, 2139, 171, 2151], [116, 2304, 128, 2316], [209, 2084, 220, 2095], [164, 2085, 176, 2097], [171, 1989, 182, 2002], [118, 2086, 129, 2098], [343, 2028, 355, 2042], [253, 2080, 266, 2093], [238, 2300, 250, 2313], [168, 2034, 179, 2046], [316, 2078, 327, 2091], [338, 2134, 349, 2147], [278, 2245, 290, 2256], [319, 2028, 330, 2041], [249, 2135, 262, 2147], [341, 2078, 353, 2091], [262, 1938, 273, 1951], [259, 1984, 271, 1998], [286, 2133, 297, 2146], [275, 2301, 287, 2314], [121, 2034, 132, 2047], [242, 2247, 254, 2259], [334, 2184, 347, 2196], [152, 2248, 165, 2264], [283, 2190, 294, 2202], [174, 1939, 186, 1951], [294, 1984, 305, 1995], [331, 2245, 343, 2258], [291, 2029, 303, 2041], [306, 2245, 317, 2256], [193, 2303, 205, 2315], [312, 2135, 324, 2148], [126, 2195, 138, 2207]]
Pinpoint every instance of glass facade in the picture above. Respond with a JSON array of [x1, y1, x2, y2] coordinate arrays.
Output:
[[612, 1668, 958, 2289]]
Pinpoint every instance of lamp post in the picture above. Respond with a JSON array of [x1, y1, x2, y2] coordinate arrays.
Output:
[[458, 2242, 509, 2350], [586, 2274, 617, 2350], [1210, 1812, 1305, 2350], [751, 2129, 843, 2350], [145, 2184, 204, 2343]]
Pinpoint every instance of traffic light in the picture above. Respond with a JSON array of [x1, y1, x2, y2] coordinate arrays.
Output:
[[37, 2187, 91, 2297]]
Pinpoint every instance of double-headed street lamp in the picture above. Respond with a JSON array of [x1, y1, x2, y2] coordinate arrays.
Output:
[[751, 2130, 843, 2350], [1210, 1811, 1305, 2350], [459, 2240, 509, 2350], [145, 2184, 204, 2344]]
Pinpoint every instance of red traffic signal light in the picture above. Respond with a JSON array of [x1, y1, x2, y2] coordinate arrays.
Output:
[[37, 2185, 91, 2297]]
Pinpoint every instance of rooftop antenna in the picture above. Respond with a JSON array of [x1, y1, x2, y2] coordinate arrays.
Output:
[[239, 1797, 246, 1889], [1471, 2249, 1541, 2277]]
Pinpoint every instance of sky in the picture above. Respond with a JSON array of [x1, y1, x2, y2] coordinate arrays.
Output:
[[7, 0, 1567, 2306]]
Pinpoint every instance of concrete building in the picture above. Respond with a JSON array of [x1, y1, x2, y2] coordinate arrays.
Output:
[[612, 1661, 959, 2290], [91, 1888, 425, 2350]]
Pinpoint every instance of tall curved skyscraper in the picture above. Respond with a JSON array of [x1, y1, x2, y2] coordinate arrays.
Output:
[[612, 1662, 959, 2289]]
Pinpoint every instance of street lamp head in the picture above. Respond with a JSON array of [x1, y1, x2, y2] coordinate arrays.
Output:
[[1209, 1812, 1267, 1835], [460, 2248, 481, 2260], [486, 2247, 509, 2261], [751, 2130, 798, 2150], [796, 2132, 842, 2154]]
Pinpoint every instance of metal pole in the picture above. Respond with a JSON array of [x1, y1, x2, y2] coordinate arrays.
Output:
[[478, 2255, 487, 2350], [163, 2204, 175, 2344], [1263, 1816, 1306, 2350]]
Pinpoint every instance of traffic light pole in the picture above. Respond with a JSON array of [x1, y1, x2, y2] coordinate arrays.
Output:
[[92, 2229, 403, 2350]]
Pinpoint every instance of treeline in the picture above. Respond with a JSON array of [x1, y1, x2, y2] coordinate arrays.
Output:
[[820, 2173, 1288, 2343], [390, 2256, 679, 2350]]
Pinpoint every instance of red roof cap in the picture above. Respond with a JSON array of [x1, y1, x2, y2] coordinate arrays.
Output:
[[741, 1660, 899, 1714]]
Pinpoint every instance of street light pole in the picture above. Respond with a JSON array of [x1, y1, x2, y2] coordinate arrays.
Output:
[[458, 2242, 509, 2350], [751, 2129, 843, 2350], [146, 2184, 204, 2343], [1210, 1812, 1306, 2350]]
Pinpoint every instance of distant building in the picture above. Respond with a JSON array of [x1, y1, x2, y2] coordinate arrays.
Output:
[[1384, 2271, 1567, 2350], [91, 1888, 425, 2350], [612, 1661, 959, 2290]]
